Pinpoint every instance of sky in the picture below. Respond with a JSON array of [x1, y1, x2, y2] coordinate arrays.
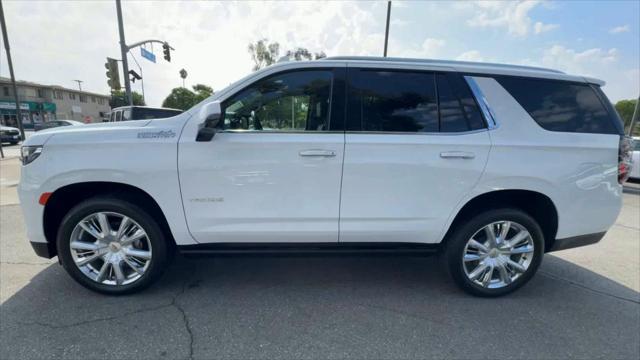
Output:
[[1, 0, 638, 107]]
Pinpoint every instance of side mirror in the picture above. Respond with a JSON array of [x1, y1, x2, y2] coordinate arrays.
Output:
[[196, 101, 222, 142]]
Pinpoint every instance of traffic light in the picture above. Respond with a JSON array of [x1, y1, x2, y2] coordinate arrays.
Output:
[[105, 57, 121, 91], [129, 70, 142, 83], [163, 43, 171, 62]]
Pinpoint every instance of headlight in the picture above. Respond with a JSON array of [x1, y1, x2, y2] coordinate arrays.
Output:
[[20, 146, 43, 165]]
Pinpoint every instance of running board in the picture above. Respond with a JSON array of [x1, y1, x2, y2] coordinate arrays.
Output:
[[178, 242, 440, 257]]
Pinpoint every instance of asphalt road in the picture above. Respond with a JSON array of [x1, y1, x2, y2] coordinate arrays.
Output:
[[1, 164, 639, 359]]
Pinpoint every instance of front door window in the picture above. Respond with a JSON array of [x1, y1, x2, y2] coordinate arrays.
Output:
[[222, 70, 333, 132]]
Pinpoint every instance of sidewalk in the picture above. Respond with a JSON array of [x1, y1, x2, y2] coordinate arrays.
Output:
[[0, 157, 21, 205]]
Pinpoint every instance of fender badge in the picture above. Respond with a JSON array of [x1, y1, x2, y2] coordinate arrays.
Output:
[[137, 130, 176, 139]]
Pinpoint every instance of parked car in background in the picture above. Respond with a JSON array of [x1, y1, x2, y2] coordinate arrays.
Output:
[[0, 125, 21, 145], [107, 106, 182, 122], [18, 57, 631, 297], [34, 120, 84, 132], [629, 137, 640, 181]]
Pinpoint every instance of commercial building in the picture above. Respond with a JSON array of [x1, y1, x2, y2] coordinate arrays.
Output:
[[0, 77, 110, 128]]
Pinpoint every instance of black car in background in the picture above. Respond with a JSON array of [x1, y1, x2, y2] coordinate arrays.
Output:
[[0, 125, 21, 144], [107, 106, 183, 122]]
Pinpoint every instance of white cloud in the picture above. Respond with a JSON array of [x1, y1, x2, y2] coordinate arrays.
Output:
[[1, 1, 387, 106], [456, 50, 485, 62], [521, 45, 636, 102], [609, 25, 630, 34], [394, 38, 446, 59], [538, 45, 618, 74], [534, 22, 559, 34], [420, 38, 446, 57], [467, 1, 552, 37]]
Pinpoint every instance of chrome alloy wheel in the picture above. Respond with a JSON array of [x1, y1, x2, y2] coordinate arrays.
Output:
[[69, 212, 152, 286], [462, 221, 534, 289]]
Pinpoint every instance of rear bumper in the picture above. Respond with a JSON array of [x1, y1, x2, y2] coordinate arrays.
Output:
[[31, 241, 55, 259], [548, 232, 606, 252]]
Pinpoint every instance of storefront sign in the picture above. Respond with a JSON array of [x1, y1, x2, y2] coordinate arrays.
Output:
[[0, 101, 29, 110]]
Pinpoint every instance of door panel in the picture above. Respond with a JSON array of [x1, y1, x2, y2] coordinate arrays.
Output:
[[339, 68, 491, 244], [178, 67, 345, 244], [340, 132, 490, 243], [179, 133, 344, 243]]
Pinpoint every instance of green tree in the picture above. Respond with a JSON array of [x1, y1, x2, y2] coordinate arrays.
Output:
[[110, 91, 145, 108], [162, 84, 214, 110], [248, 39, 280, 71], [285, 48, 326, 61], [615, 99, 639, 135], [192, 84, 214, 103], [248, 39, 328, 71]]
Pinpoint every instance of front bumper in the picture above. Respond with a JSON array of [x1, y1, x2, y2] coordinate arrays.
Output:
[[548, 232, 606, 252]]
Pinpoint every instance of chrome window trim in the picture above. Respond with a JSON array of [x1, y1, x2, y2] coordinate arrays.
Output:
[[218, 130, 344, 135], [345, 129, 489, 136], [464, 76, 499, 130], [216, 129, 488, 136]]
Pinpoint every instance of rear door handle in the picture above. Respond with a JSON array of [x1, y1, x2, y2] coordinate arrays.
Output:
[[440, 151, 476, 159], [299, 149, 336, 157]]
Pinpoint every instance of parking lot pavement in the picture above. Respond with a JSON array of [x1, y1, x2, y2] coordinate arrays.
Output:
[[1, 184, 638, 359]]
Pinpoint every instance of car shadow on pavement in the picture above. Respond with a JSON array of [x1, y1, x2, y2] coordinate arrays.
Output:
[[1, 253, 639, 360]]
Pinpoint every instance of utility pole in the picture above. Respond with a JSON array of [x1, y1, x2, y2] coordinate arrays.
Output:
[[0, 0, 25, 141], [115, 0, 132, 105], [629, 96, 639, 136], [73, 79, 83, 91], [129, 54, 145, 104], [383, 1, 391, 57]]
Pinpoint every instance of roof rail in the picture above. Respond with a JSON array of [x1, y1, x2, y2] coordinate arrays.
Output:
[[322, 56, 565, 74]]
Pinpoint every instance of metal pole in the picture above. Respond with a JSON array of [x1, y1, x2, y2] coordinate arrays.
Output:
[[115, 0, 132, 105], [73, 80, 83, 91], [129, 53, 145, 104], [0, 0, 25, 141], [628, 96, 639, 136], [383, 1, 391, 57]]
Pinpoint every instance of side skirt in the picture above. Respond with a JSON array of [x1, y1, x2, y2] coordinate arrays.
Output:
[[178, 242, 441, 257]]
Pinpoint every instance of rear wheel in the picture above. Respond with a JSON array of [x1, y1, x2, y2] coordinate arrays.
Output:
[[445, 208, 544, 297], [57, 197, 170, 294]]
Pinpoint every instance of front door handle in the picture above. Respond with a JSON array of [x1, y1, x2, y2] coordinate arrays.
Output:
[[440, 151, 476, 159], [299, 149, 336, 157]]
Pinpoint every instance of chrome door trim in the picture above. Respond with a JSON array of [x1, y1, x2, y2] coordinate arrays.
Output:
[[464, 76, 499, 130]]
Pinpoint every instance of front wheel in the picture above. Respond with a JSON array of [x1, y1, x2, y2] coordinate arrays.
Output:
[[444, 208, 545, 297], [57, 197, 170, 295]]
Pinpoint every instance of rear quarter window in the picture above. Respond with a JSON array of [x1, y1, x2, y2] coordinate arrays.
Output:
[[497, 76, 622, 135]]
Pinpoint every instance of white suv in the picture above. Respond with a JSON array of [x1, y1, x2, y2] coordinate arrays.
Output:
[[18, 57, 632, 296]]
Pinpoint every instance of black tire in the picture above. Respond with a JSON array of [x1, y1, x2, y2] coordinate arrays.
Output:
[[57, 197, 171, 295], [444, 208, 545, 297]]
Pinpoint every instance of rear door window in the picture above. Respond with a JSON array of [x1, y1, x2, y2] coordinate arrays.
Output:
[[436, 73, 486, 132], [347, 69, 438, 132], [497, 76, 621, 134], [347, 69, 487, 133]]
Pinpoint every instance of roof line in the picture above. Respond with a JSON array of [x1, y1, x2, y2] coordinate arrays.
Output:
[[322, 56, 565, 75]]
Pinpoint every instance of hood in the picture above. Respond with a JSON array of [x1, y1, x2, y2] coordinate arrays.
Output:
[[23, 119, 153, 147], [0, 125, 19, 131]]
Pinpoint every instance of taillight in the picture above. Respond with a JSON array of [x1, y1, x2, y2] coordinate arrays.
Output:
[[618, 136, 633, 184]]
